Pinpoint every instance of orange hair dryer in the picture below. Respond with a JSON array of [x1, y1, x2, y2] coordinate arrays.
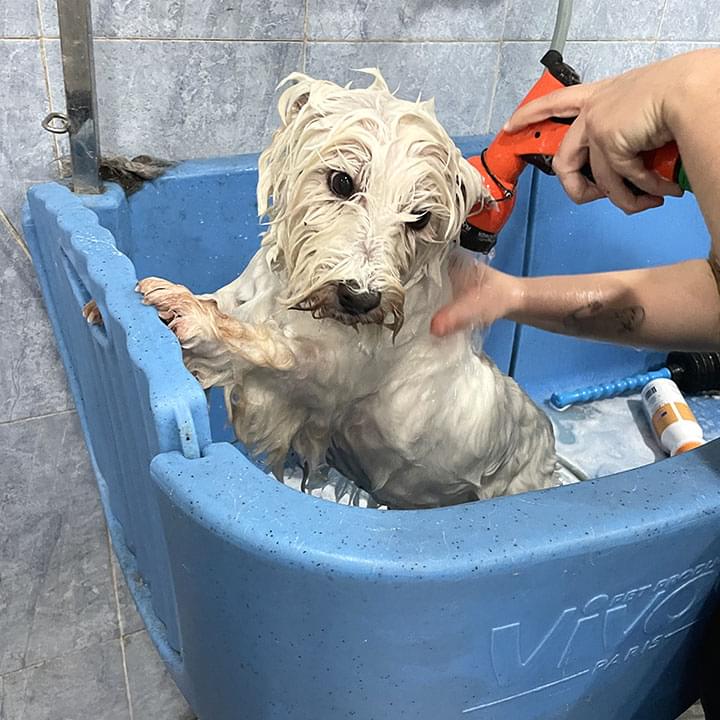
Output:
[[459, 50, 687, 254]]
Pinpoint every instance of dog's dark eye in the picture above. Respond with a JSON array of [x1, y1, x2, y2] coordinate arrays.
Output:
[[407, 211, 431, 231], [328, 171, 354, 199]]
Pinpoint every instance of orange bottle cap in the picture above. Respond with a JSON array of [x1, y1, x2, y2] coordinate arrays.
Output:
[[673, 441, 703, 455]]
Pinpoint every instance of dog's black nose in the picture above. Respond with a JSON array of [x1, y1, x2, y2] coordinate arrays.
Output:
[[337, 283, 382, 314]]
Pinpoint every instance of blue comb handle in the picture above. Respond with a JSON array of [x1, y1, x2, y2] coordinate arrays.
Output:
[[550, 367, 672, 410]]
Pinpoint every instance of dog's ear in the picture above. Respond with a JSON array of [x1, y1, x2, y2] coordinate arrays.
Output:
[[438, 155, 490, 244], [291, 92, 309, 115], [276, 72, 315, 127], [455, 156, 489, 219], [257, 74, 317, 222], [419, 97, 437, 119]]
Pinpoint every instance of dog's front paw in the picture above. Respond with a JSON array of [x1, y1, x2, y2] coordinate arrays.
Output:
[[82, 299, 103, 325], [136, 276, 212, 348]]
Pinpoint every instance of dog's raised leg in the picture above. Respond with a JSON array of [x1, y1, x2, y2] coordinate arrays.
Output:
[[136, 277, 304, 388], [137, 276, 327, 479]]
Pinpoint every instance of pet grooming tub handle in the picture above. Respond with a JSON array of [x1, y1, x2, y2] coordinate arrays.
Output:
[[50, 0, 104, 194]]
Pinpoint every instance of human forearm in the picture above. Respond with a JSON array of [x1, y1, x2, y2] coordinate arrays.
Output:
[[667, 50, 720, 260], [432, 50, 720, 345], [506, 260, 720, 350]]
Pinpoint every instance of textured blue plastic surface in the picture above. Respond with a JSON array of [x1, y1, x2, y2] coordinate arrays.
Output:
[[515, 172, 712, 402], [23, 137, 720, 720], [550, 368, 673, 409]]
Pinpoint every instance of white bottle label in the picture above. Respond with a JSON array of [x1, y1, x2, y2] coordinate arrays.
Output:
[[641, 378, 704, 456]]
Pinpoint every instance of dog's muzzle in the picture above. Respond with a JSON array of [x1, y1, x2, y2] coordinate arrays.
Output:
[[291, 282, 405, 339]]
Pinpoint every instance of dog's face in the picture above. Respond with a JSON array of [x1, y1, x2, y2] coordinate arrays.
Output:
[[258, 70, 488, 336]]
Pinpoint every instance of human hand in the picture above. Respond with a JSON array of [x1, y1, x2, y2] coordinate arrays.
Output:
[[431, 260, 520, 337], [504, 55, 690, 213]]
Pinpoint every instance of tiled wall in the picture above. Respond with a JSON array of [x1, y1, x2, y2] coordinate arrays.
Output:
[[2, 0, 719, 231]]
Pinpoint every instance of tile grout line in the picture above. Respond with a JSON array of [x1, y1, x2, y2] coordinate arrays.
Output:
[[0, 209, 31, 260], [35, 0, 63, 164], [0, 407, 75, 427], [77, 35, 306, 43], [107, 526, 135, 720], [654, 0, 671, 57], [0, 658, 47, 679], [0, 636, 128, 681], [122, 628, 148, 640], [6, 35, 706, 44]]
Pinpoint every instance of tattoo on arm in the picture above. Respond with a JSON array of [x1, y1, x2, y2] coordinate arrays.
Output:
[[563, 301, 646, 336]]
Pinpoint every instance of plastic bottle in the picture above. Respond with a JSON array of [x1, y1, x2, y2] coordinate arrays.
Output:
[[641, 378, 704, 456]]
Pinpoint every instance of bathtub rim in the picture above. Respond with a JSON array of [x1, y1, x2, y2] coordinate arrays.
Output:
[[23, 162, 720, 582]]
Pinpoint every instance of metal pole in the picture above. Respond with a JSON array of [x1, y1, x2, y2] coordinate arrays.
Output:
[[55, 0, 103, 193]]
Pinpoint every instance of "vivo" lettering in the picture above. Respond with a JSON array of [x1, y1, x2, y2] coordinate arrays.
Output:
[[490, 567, 717, 688]]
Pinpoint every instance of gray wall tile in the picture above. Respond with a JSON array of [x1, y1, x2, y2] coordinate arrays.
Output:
[[44, 39, 72, 161], [306, 42, 500, 136], [505, 0, 664, 41], [0, 221, 72, 423], [0, 412, 117, 674], [660, 1, 720, 40], [1, 178, 38, 239], [0, 1, 39, 37], [0, 41, 57, 227], [40, 0, 305, 39], [90, 0, 303, 40], [34, 0, 720, 43], [564, 40, 657, 81], [1, 639, 129, 720], [38, 0, 58, 36], [489, 41, 656, 131], [124, 631, 195, 720], [307, 0, 505, 41], [655, 41, 720, 60], [488, 41, 546, 132], [47, 40, 303, 159]]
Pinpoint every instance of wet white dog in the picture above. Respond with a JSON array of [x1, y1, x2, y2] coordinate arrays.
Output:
[[135, 70, 557, 509]]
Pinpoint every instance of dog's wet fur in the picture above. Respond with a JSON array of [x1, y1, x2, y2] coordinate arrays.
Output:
[[130, 70, 557, 508]]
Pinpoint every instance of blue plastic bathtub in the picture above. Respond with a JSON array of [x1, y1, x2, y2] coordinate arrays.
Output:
[[23, 136, 720, 720]]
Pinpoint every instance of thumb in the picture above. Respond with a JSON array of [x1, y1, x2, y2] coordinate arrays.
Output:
[[430, 293, 484, 337]]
